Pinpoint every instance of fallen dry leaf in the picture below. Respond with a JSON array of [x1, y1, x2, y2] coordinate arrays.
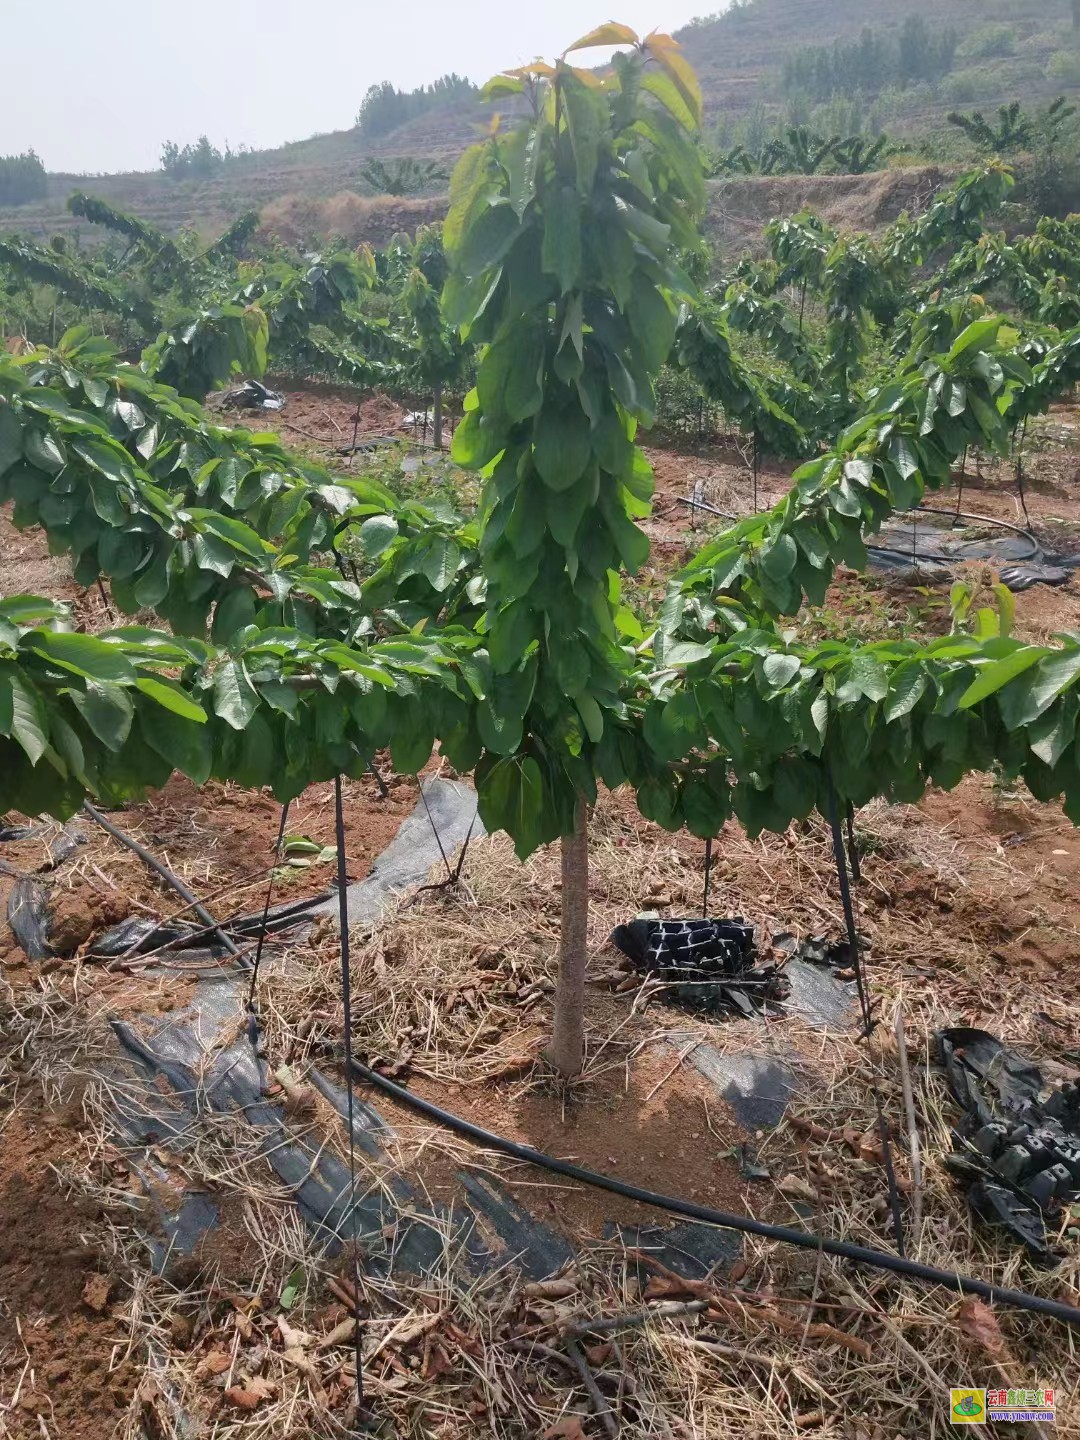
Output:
[[196, 1351, 232, 1378], [81, 1273, 113, 1313], [778, 1173, 819, 1205], [224, 1377, 277, 1411], [542, 1418, 590, 1440], [643, 1275, 706, 1301], [957, 1297, 1012, 1363], [276, 1315, 313, 1350]]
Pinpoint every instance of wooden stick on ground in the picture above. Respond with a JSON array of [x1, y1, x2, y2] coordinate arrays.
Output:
[[566, 1300, 712, 1337], [565, 1336, 619, 1439]]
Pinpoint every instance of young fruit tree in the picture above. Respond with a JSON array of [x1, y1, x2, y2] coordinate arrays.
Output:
[[5, 32, 1080, 1083]]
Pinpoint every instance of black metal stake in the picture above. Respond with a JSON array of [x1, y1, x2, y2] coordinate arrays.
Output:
[[702, 837, 713, 918], [845, 801, 861, 885], [826, 773, 906, 1258], [335, 775, 368, 1420]]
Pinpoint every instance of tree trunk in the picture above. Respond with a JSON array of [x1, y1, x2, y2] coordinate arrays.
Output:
[[546, 797, 589, 1078], [432, 384, 444, 451]]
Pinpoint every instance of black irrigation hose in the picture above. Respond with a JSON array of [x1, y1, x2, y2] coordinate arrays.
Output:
[[82, 803, 244, 960], [347, 1057, 1080, 1330]]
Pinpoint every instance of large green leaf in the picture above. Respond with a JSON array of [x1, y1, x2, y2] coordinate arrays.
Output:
[[136, 676, 207, 722], [213, 659, 259, 730], [541, 191, 582, 293], [25, 630, 137, 684], [9, 671, 48, 763], [958, 647, 1047, 709], [532, 407, 591, 492], [71, 680, 135, 752]]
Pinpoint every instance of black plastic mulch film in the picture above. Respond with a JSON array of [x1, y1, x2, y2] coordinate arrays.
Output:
[[8, 796, 1077, 1361]]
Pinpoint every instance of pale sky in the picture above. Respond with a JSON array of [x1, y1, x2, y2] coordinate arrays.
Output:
[[3, 1, 718, 175]]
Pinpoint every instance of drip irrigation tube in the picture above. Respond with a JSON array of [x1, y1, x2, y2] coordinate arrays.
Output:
[[348, 1057, 1080, 1330], [82, 803, 243, 961]]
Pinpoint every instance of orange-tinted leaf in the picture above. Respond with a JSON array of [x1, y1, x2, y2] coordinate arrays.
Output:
[[565, 22, 639, 53]]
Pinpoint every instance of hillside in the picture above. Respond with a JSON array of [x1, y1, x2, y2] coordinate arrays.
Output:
[[0, 0, 1076, 243], [679, 0, 1079, 132]]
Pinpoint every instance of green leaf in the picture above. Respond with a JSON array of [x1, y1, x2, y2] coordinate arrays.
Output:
[[947, 316, 1000, 361], [420, 536, 462, 592], [141, 705, 212, 785], [959, 647, 1047, 709], [504, 124, 542, 220], [71, 680, 134, 751], [213, 659, 259, 730], [212, 586, 257, 644], [576, 692, 604, 743], [773, 757, 819, 821], [1000, 648, 1080, 729], [759, 533, 797, 582], [563, 75, 606, 194], [884, 661, 927, 722], [763, 653, 801, 689], [843, 653, 888, 703], [541, 191, 582, 293], [25, 630, 137, 684], [359, 514, 399, 558], [10, 672, 48, 764], [278, 1264, 304, 1311], [0, 401, 22, 477], [136, 676, 207, 722], [533, 407, 591, 492]]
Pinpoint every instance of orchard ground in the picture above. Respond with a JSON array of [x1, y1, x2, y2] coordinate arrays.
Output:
[[2, 389, 1080, 1437]]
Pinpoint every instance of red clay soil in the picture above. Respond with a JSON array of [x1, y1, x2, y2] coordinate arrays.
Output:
[[0, 1109, 145, 1440]]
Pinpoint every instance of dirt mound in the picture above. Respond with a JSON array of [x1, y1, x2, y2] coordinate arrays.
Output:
[[257, 167, 955, 254], [708, 165, 955, 256], [260, 189, 448, 248]]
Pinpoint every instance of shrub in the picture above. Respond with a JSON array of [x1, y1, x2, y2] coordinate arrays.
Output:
[[959, 23, 1016, 61], [1047, 50, 1080, 85]]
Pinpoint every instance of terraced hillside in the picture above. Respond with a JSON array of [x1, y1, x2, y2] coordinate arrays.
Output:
[[681, 0, 1080, 131], [0, 0, 1075, 242]]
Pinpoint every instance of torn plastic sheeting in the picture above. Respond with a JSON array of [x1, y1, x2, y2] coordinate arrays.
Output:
[[90, 916, 212, 958], [938, 1027, 1080, 1264], [6, 877, 51, 960], [214, 379, 284, 412]]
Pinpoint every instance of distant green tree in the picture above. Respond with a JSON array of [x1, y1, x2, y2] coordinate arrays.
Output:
[[357, 74, 477, 140], [0, 151, 47, 207], [899, 15, 957, 85], [160, 137, 224, 179]]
